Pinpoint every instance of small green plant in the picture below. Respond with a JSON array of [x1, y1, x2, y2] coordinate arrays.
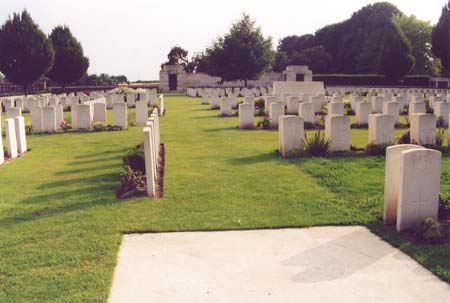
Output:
[[116, 165, 146, 199], [416, 217, 443, 243], [435, 128, 445, 147], [439, 193, 450, 220], [257, 117, 272, 129], [255, 98, 265, 109], [93, 122, 106, 132], [255, 108, 265, 117], [304, 130, 330, 157], [123, 144, 145, 174]]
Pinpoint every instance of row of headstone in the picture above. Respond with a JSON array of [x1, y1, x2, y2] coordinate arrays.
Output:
[[143, 108, 161, 198], [188, 86, 272, 98], [0, 113, 27, 165]]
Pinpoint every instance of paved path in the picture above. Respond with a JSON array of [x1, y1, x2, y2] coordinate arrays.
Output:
[[109, 226, 450, 303]]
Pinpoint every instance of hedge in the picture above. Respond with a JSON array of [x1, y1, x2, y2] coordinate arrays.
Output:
[[313, 74, 432, 87]]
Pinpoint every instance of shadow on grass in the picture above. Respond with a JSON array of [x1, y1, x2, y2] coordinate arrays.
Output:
[[67, 155, 124, 166], [37, 173, 118, 190], [226, 152, 278, 165], [73, 148, 130, 160], [203, 126, 239, 133], [55, 163, 122, 176]]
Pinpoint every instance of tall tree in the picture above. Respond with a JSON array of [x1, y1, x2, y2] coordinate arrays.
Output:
[[203, 14, 274, 86], [0, 10, 54, 94], [395, 14, 441, 76], [380, 21, 415, 80], [432, 1, 450, 76], [47, 25, 89, 89]]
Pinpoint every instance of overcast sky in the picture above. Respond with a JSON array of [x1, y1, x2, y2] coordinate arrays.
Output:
[[0, 0, 446, 81]]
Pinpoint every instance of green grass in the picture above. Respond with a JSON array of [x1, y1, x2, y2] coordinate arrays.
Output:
[[1, 94, 450, 302]]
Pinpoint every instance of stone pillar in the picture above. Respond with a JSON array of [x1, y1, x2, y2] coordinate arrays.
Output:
[[384, 145, 425, 225], [42, 106, 57, 133], [434, 102, 450, 126], [410, 113, 436, 145], [220, 98, 233, 116], [356, 102, 371, 125], [93, 103, 107, 123], [382, 102, 399, 124], [397, 148, 441, 232], [279, 115, 304, 158], [371, 96, 384, 113], [135, 101, 148, 126], [328, 102, 344, 115], [325, 115, 350, 152], [143, 127, 156, 198], [14, 116, 27, 154], [159, 95, 164, 116], [298, 102, 314, 123], [239, 103, 254, 129], [269, 102, 284, 128], [113, 103, 128, 129], [287, 96, 300, 115], [5, 118, 18, 159], [368, 114, 395, 145]]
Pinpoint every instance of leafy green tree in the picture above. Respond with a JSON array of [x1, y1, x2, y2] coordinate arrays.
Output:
[[161, 46, 189, 70], [47, 25, 89, 89], [380, 21, 415, 80], [202, 14, 274, 86], [0, 10, 54, 94], [395, 14, 441, 76], [432, 2, 450, 76]]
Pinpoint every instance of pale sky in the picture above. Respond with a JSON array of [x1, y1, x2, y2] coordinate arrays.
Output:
[[0, 0, 446, 81]]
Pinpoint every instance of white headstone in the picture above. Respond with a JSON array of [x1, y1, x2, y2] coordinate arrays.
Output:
[[356, 102, 371, 125], [368, 114, 395, 145], [239, 103, 254, 129], [410, 113, 436, 145], [279, 115, 304, 158], [5, 118, 18, 159], [14, 116, 27, 154], [143, 127, 156, 198], [42, 107, 57, 133], [397, 149, 441, 232], [136, 101, 149, 126], [269, 102, 284, 128], [298, 102, 314, 123], [93, 103, 107, 123], [325, 115, 350, 152], [382, 102, 400, 124], [434, 102, 450, 126], [113, 103, 128, 129]]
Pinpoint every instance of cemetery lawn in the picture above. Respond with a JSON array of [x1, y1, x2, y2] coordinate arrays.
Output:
[[1, 94, 450, 302]]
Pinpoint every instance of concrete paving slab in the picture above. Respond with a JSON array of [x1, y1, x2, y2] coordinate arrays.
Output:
[[108, 226, 450, 303]]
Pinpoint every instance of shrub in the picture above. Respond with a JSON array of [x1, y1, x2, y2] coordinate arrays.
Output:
[[416, 217, 443, 243], [93, 122, 106, 132], [304, 130, 330, 157], [257, 117, 272, 129], [255, 108, 265, 117], [346, 109, 355, 115], [60, 120, 71, 133], [123, 145, 145, 174], [366, 143, 391, 156], [255, 98, 265, 109], [397, 131, 411, 144], [436, 128, 445, 147], [116, 165, 146, 199], [439, 193, 450, 220]]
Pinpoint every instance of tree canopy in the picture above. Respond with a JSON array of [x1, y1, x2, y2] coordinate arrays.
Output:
[[0, 10, 54, 93], [432, 1, 450, 76], [47, 25, 89, 88]]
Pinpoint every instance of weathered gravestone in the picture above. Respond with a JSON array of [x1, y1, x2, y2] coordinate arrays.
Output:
[[356, 102, 371, 125], [384, 145, 425, 225], [410, 113, 436, 145], [298, 102, 314, 123], [287, 96, 300, 115], [239, 103, 254, 129], [42, 107, 57, 133], [113, 103, 128, 129], [5, 118, 18, 159], [368, 114, 395, 145], [269, 102, 284, 128], [328, 102, 344, 115], [93, 103, 107, 123], [325, 115, 350, 152], [396, 149, 441, 232], [220, 98, 233, 116], [14, 116, 27, 154], [136, 101, 148, 126], [382, 102, 400, 124], [143, 127, 156, 198], [279, 115, 304, 158], [434, 102, 450, 126]]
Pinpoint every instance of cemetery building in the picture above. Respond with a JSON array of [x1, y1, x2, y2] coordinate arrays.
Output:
[[159, 65, 313, 93]]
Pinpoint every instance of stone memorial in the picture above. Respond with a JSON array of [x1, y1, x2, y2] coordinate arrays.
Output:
[[5, 118, 18, 159], [287, 96, 300, 115], [93, 103, 107, 123], [328, 102, 344, 115], [239, 103, 254, 129], [42, 107, 57, 133], [220, 98, 233, 116], [356, 102, 371, 125], [113, 103, 128, 129], [14, 116, 27, 154], [298, 102, 314, 123], [143, 127, 156, 198], [434, 102, 450, 126], [269, 102, 284, 128], [136, 101, 148, 126]]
